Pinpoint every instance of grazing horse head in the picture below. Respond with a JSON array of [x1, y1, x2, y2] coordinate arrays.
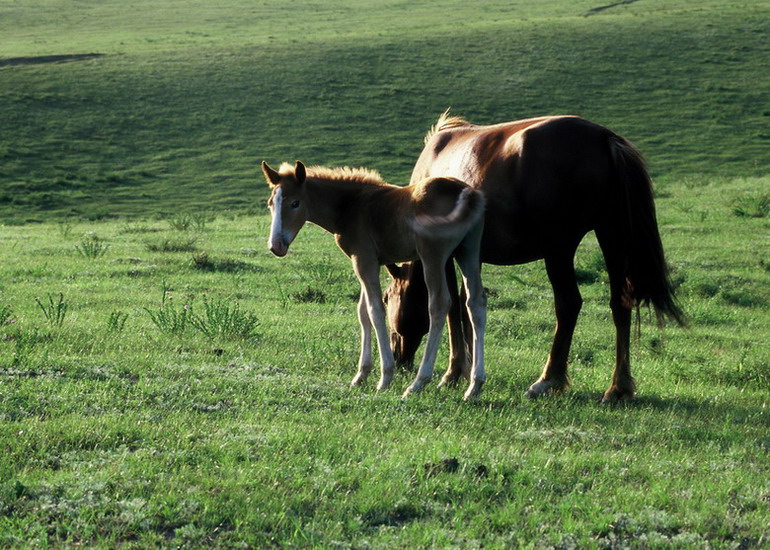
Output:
[[262, 160, 308, 257], [384, 262, 429, 367]]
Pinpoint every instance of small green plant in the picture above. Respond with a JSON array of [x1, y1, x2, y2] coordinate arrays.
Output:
[[144, 287, 193, 335], [732, 193, 769, 218], [189, 297, 260, 340], [167, 213, 193, 231], [57, 220, 75, 237], [107, 310, 129, 332], [36, 292, 68, 327], [76, 232, 110, 259], [0, 304, 14, 326]]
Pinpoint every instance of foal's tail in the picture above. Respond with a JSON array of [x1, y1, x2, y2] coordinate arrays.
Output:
[[610, 137, 686, 326], [412, 186, 486, 240]]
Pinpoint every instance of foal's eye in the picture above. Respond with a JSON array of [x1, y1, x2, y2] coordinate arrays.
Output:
[[290, 200, 300, 209]]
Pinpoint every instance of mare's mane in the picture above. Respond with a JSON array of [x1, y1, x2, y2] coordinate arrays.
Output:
[[423, 110, 472, 144], [279, 162, 386, 187]]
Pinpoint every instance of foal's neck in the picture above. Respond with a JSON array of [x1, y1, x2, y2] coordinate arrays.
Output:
[[304, 174, 385, 235]]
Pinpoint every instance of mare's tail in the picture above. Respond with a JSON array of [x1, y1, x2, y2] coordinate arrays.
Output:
[[610, 137, 686, 326]]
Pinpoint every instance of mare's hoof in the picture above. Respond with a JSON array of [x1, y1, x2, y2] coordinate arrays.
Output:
[[524, 380, 551, 399], [601, 388, 635, 403], [437, 373, 461, 389]]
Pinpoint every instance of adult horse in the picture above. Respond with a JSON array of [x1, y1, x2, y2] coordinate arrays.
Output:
[[384, 113, 684, 402], [262, 160, 487, 400]]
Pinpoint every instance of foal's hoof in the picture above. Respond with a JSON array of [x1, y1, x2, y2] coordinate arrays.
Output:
[[376, 376, 393, 392], [463, 380, 485, 401], [350, 373, 368, 387], [402, 378, 429, 399]]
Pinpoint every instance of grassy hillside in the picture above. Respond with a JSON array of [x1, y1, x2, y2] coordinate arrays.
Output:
[[1, 0, 769, 222]]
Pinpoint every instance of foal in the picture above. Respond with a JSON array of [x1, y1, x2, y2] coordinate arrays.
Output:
[[262, 160, 487, 400]]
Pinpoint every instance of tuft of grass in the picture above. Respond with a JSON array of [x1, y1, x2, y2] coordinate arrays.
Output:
[[57, 221, 75, 238], [75, 232, 110, 259], [291, 287, 327, 304], [732, 194, 770, 218], [167, 212, 215, 231], [106, 310, 129, 332], [35, 292, 68, 328], [188, 297, 260, 341], [143, 236, 198, 253], [144, 286, 193, 335]]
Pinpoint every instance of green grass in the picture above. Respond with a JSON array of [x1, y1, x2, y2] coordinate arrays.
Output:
[[1, 175, 769, 548], [2, 0, 770, 547]]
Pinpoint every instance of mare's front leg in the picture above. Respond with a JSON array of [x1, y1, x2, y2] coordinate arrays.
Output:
[[350, 289, 373, 387], [403, 255, 451, 397], [352, 255, 396, 391]]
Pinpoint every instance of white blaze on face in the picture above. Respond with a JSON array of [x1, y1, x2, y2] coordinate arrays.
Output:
[[268, 187, 287, 255]]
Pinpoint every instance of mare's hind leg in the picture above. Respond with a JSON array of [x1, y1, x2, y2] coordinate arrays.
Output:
[[525, 251, 582, 398], [597, 235, 635, 402], [350, 289, 373, 387]]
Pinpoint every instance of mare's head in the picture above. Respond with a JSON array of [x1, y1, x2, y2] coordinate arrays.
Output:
[[262, 160, 309, 257], [384, 262, 430, 367]]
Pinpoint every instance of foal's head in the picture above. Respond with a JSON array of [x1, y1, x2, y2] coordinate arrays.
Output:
[[262, 160, 308, 257], [384, 262, 430, 367]]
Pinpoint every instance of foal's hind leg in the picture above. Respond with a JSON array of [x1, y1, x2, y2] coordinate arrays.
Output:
[[403, 252, 452, 397], [453, 229, 487, 401], [525, 251, 582, 398]]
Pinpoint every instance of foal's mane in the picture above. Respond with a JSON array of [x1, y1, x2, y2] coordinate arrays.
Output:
[[423, 109, 471, 144], [285, 163, 387, 187]]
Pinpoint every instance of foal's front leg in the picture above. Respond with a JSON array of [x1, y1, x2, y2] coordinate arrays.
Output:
[[352, 256, 396, 391]]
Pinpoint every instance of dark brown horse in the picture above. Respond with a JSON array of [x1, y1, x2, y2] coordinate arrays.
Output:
[[384, 113, 684, 402]]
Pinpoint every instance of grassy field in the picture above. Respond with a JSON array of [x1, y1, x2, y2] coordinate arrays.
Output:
[[2, 0, 770, 548]]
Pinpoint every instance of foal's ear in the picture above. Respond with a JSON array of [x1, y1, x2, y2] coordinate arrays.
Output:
[[385, 264, 403, 279], [261, 161, 281, 186], [294, 161, 306, 185]]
